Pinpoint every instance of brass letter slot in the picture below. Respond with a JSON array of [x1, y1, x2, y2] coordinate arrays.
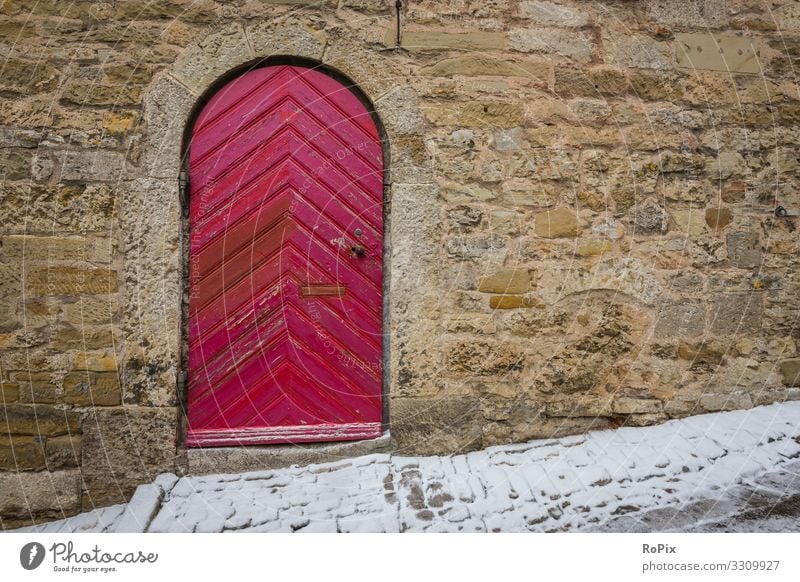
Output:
[[300, 284, 347, 298]]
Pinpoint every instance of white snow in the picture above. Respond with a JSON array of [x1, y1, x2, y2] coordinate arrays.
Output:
[[11, 401, 800, 533]]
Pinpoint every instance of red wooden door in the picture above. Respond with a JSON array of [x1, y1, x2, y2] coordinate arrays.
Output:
[[186, 65, 384, 447]]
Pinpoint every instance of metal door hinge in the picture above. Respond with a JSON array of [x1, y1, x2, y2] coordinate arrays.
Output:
[[179, 170, 190, 218]]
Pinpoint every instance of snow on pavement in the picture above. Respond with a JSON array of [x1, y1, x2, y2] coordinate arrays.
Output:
[[13, 402, 800, 533]]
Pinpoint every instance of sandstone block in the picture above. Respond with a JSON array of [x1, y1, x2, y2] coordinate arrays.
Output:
[[73, 351, 118, 372], [63, 372, 121, 406], [489, 295, 544, 309], [519, 1, 589, 27], [56, 149, 126, 182], [423, 101, 524, 128], [654, 301, 705, 338], [80, 407, 178, 506], [534, 207, 579, 238], [423, 55, 549, 79], [671, 209, 707, 237], [0, 435, 46, 470], [700, 392, 753, 412], [26, 266, 118, 297], [13, 371, 58, 404], [706, 207, 733, 230], [0, 469, 81, 517], [509, 27, 593, 61], [478, 268, 532, 294], [1, 235, 90, 261], [546, 396, 613, 418], [554, 67, 626, 97], [606, 34, 671, 70], [576, 239, 613, 257], [445, 314, 497, 334], [446, 235, 507, 261], [390, 397, 482, 455], [2, 405, 80, 437], [780, 359, 800, 387], [1, 382, 20, 403], [447, 341, 523, 375], [400, 30, 505, 51], [676, 33, 760, 74], [710, 293, 762, 334], [46, 435, 81, 469], [632, 199, 669, 235], [727, 231, 761, 268], [612, 397, 663, 415]]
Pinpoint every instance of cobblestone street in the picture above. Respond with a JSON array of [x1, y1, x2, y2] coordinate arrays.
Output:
[[12, 402, 799, 534]]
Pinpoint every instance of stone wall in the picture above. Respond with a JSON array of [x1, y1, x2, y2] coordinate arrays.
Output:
[[1, 0, 800, 527]]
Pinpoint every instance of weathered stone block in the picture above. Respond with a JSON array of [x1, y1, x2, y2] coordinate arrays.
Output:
[[0, 58, 59, 94], [1, 382, 20, 403], [1, 405, 80, 437], [546, 396, 613, 418], [706, 207, 733, 230], [677, 342, 725, 364], [423, 55, 549, 79], [46, 435, 81, 469], [654, 301, 705, 338], [676, 33, 760, 74], [80, 407, 178, 506], [518, 0, 589, 27], [727, 231, 761, 268], [0, 148, 33, 180], [248, 17, 327, 61], [612, 397, 663, 415], [446, 235, 507, 261], [54, 326, 116, 351], [171, 24, 252, 94], [489, 295, 544, 310], [554, 67, 626, 97], [509, 27, 593, 61], [0, 435, 46, 470], [73, 351, 118, 373], [0, 469, 81, 517], [26, 266, 118, 297], [1, 235, 90, 261], [13, 371, 58, 404], [445, 314, 496, 334], [780, 359, 800, 387], [575, 238, 612, 257], [632, 199, 669, 235], [400, 30, 505, 51], [63, 372, 121, 406], [0, 263, 22, 330], [534, 207, 579, 238], [671, 209, 707, 237], [447, 341, 523, 375], [700, 392, 753, 412], [390, 397, 482, 455], [56, 149, 126, 182], [422, 101, 524, 128], [709, 293, 762, 334], [478, 268, 532, 294], [605, 34, 671, 70]]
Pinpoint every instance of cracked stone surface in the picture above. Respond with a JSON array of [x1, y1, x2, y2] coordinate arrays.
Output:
[[14, 402, 800, 533]]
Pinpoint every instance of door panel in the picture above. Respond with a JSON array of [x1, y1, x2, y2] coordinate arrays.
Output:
[[186, 65, 384, 447]]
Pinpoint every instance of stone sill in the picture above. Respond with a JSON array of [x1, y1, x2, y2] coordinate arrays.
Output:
[[180, 432, 393, 476]]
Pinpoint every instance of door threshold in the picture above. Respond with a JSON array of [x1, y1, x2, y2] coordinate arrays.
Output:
[[181, 432, 393, 476]]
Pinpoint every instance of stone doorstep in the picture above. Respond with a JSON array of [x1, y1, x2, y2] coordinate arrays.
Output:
[[183, 432, 393, 476]]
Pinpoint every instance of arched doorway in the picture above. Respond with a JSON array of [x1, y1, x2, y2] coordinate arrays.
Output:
[[184, 64, 385, 447]]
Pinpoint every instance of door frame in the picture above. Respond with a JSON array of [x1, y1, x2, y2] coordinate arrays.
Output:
[[176, 56, 392, 447]]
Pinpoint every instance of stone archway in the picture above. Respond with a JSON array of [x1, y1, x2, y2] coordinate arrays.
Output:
[[124, 20, 441, 463]]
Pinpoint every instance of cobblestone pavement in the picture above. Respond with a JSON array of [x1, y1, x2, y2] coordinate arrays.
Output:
[[13, 402, 800, 533]]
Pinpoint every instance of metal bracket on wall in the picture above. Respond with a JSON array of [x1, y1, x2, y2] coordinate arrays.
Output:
[[774, 206, 800, 218], [395, 1, 403, 47], [179, 170, 190, 218]]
